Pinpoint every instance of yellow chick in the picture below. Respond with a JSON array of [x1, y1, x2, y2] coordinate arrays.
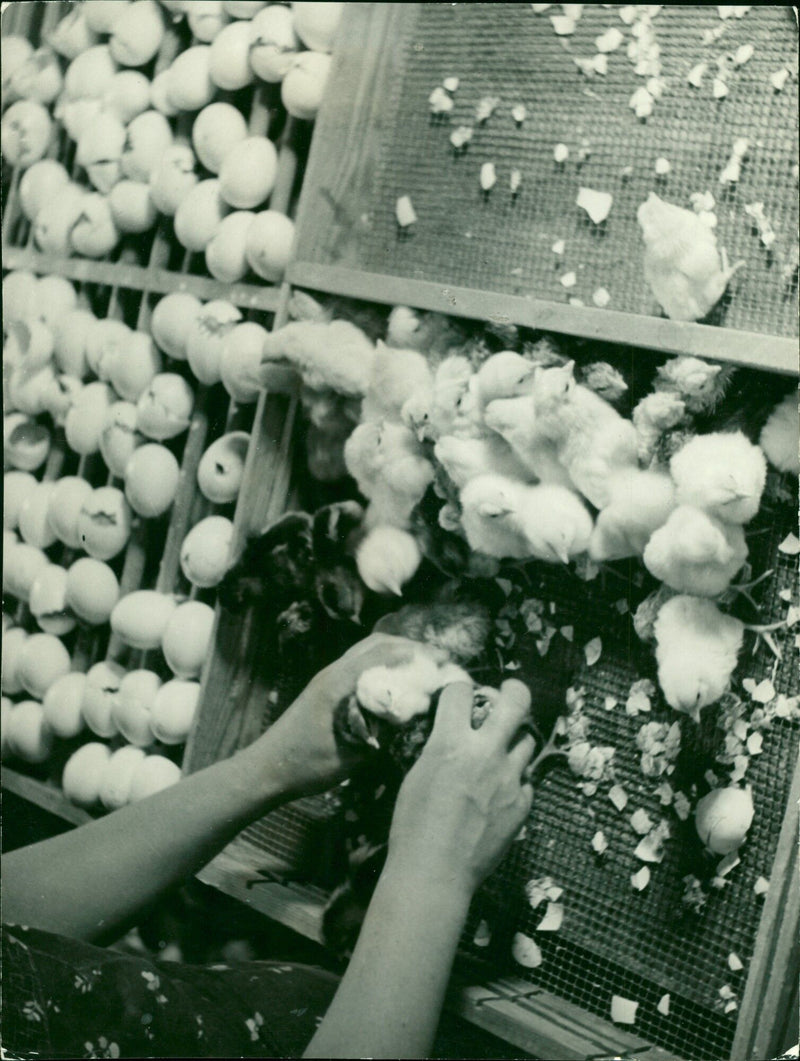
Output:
[[434, 434, 534, 488], [356, 652, 471, 724], [653, 595, 744, 721], [643, 505, 748, 597], [483, 394, 575, 487], [361, 340, 433, 424], [637, 193, 745, 322], [759, 393, 799, 476], [670, 431, 767, 524], [355, 525, 422, 595], [589, 468, 677, 561], [260, 319, 376, 396]]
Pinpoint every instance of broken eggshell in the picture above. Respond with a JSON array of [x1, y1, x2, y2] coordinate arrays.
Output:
[[185, 300, 243, 385], [136, 373, 194, 440], [29, 564, 76, 636], [99, 401, 144, 478], [197, 431, 250, 503], [180, 515, 234, 588], [576, 187, 613, 224], [76, 485, 133, 561], [81, 659, 126, 738], [4, 413, 51, 471]]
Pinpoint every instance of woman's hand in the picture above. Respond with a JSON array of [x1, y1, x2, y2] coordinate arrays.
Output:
[[386, 679, 535, 899], [252, 633, 427, 798]]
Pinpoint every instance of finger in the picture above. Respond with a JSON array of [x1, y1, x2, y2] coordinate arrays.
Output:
[[518, 782, 534, 817], [484, 679, 532, 745], [431, 681, 474, 740], [508, 732, 536, 777]]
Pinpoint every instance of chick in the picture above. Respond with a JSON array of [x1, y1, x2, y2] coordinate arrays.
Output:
[[653, 595, 744, 721], [434, 433, 534, 489], [450, 375, 491, 439], [581, 362, 628, 405], [484, 395, 575, 488], [430, 356, 474, 436], [344, 420, 434, 527], [670, 431, 767, 524], [459, 474, 533, 559], [759, 393, 799, 475], [632, 391, 688, 466], [531, 361, 639, 508], [516, 483, 594, 564], [654, 356, 735, 414], [218, 511, 313, 614], [260, 319, 376, 396], [356, 525, 422, 595], [474, 351, 535, 406], [360, 340, 433, 424], [386, 306, 465, 355], [589, 468, 677, 562], [312, 501, 365, 624], [643, 505, 748, 597], [637, 193, 745, 322], [356, 651, 471, 725], [386, 305, 424, 349]]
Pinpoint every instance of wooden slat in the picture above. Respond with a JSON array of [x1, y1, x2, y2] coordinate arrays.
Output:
[[288, 261, 800, 376], [2, 768, 92, 827]]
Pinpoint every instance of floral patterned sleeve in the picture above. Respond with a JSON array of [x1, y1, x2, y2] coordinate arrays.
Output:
[[2, 923, 339, 1059]]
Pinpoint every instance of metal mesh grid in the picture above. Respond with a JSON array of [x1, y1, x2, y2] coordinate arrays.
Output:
[[361, 4, 798, 337]]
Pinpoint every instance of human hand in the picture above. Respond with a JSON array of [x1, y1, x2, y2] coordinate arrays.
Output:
[[386, 680, 535, 899], [255, 634, 429, 798]]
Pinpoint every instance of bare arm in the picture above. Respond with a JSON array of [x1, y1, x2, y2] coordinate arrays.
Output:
[[1, 634, 418, 943], [305, 680, 535, 1059]]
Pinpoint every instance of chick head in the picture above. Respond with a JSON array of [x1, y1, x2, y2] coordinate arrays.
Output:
[[401, 390, 434, 441], [356, 662, 433, 723], [670, 431, 767, 524], [531, 360, 576, 417], [476, 351, 535, 404], [460, 473, 519, 520]]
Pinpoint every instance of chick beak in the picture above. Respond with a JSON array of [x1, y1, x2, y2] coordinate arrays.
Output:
[[556, 545, 570, 564], [383, 577, 404, 596]]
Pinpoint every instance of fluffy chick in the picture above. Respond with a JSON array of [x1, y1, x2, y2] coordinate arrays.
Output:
[[484, 395, 575, 488], [312, 501, 365, 624], [759, 393, 799, 475], [474, 351, 535, 406], [643, 505, 748, 597], [356, 525, 422, 596], [632, 391, 688, 466], [360, 340, 433, 424], [344, 421, 434, 527], [218, 511, 313, 614], [356, 651, 471, 724], [589, 468, 677, 561], [669, 431, 767, 524], [654, 355, 735, 414], [434, 433, 534, 488], [260, 320, 376, 396], [653, 595, 744, 721], [459, 474, 533, 559], [516, 483, 594, 564]]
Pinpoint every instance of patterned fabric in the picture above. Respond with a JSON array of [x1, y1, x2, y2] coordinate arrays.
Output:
[[1, 923, 339, 1059]]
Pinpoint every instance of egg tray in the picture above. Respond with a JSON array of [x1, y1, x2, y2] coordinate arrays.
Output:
[[293, 3, 798, 347]]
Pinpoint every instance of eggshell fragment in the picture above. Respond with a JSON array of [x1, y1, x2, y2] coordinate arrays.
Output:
[[136, 374, 194, 440], [1, 628, 30, 694], [151, 293, 203, 361], [150, 679, 201, 743], [631, 866, 651, 890], [537, 902, 564, 932], [609, 784, 628, 811], [197, 431, 250, 502], [5, 413, 51, 471], [180, 516, 234, 588], [99, 401, 143, 477], [129, 754, 181, 801], [111, 590, 179, 650], [77, 486, 132, 561], [81, 660, 125, 737], [220, 321, 267, 402], [611, 995, 638, 1025], [100, 745, 148, 810], [18, 632, 71, 699], [43, 672, 88, 739], [576, 187, 613, 224], [511, 932, 543, 968], [6, 700, 55, 763], [162, 601, 215, 679], [657, 993, 670, 1016], [30, 564, 76, 636], [63, 742, 112, 808], [112, 669, 161, 747]]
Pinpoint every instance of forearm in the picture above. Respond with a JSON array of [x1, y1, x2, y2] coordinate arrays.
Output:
[[2, 738, 286, 943], [304, 855, 471, 1059]]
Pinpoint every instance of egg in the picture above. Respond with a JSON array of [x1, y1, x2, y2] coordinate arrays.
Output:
[[62, 742, 113, 807], [33, 276, 78, 332], [695, 786, 755, 855], [1, 628, 29, 695], [249, 5, 300, 81], [5, 319, 55, 376], [3, 541, 49, 603], [150, 679, 201, 743], [100, 401, 143, 476], [6, 700, 55, 764], [55, 96, 105, 143], [4, 471, 36, 530], [209, 20, 254, 90], [8, 361, 58, 417], [17, 481, 56, 549], [70, 193, 121, 258], [43, 374, 84, 426], [121, 109, 174, 183], [124, 444, 180, 517], [151, 293, 203, 361], [224, 0, 268, 16], [76, 113, 127, 193], [185, 300, 243, 385], [33, 182, 86, 255], [191, 102, 248, 174], [197, 431, 250, 502], [245, 210, 295, 281], [4, 412, 50, 470], [87, 320, 132, 379], [110, 0, 165, 67], [100, 745, 148, 810], [43, 672, 88, 739], [18, 633, 71, 699], [219, 137, 277, 210], [1, 36, 34, 98], [85, 0, 132, 34], [103, 69, 152, 124], [150, 69, 179, 117], [174, 179, 229, 252], [292, 2, 343, 52], [129, 754, 181, 801], [187, 0, 229, 41], [205, 211, 255, 283], [148, 144, 199, 216], [136, 374, 194, 440], [7, 46, 64, 106], [109, 179, 158, 234], [19, 159, 71, 222], [81, 660, 126, 737], [108, 331, 162, 401], [65, 381, 115, 455], [46, 476, 93, 549], [161, 601, 215, 678], [166, 46, 215, 111], [180, 516, 234, 587], [1, 696, 13, 760], [1, 99, 53, 168], [77, 486, 133, 561], [112, 668, 161, 746], [30, 565, 76, 636], [219, 322, 266, 402], [65, 557, 120, 625], [110, 590, 178, 649], [53, 309, 96, 378], [2, 270, 39, 325], [48, 8, 99, 62], [281, 51, 331, 120]]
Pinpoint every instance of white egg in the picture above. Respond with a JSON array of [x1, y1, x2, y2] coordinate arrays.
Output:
[[174, 179, 229, 253], [42, 374, 84, 427], [245, 210, 295, 281], [18, 480, 58, 549], [219, 322, 265, 403], [197, 431, 250, 502], [19, 159, 71, 222], [29, 564, 76, 636], [103, 70, 151, 124], [7, 46, 64, 106], [292, 2, 343, 52], [33, 182, 86, 255], [99, 401, 143, 478], [136, 373, 194, 440], [6, 700, 54, 764], [161, 601, 215, 678], [65, 381, 115, 455], [1, 99, 53, 168], [218, 136, 277, 210], [166, 46, 215, 112], [148, 144, 198, 216], [281, 50, 331, 120], [85, 1, 132, 35], [85, 320, 132, 380], [43, 672, 88, 739], [209, 20, 255, 91], [8, 361, 58, 417], [4, 470, 36, 530], [108, 330, 162, 402], [185, 300, 242, 385], [2, 271, 39, 325], [129, 754, 181, 801], [180, 515, 234, 587], [112, 668, 161, 746], [110, 0, 166, 67], [150, 679, 200, 743], [109, 180, 158, 234], [124, 444, 180, 517], [121, 109, 174, 183], [205, 211, 255, 283], [76, 486, 133, 561], [99, 745, 148, 809], [3, 542, 49, 601], [110, 590, 178, 649], [81, 660, 126, 737], [1, 627, 29, 695], [187, 0, 229, 41], [49, 9, 100, 62], [33, 276, 78, 332], [4, 413, 50, 470], [56, 96, 105, 143], [150, 69, 179, 117], [70, 192, 120, 258], [249, 5, 300, 82], [76, 112, 127, 193], [53, 308, 96, 378], [65, 558, 121, 625], [62, 742, 112, 808], [18, 632, 71, 699], [191, 102, 248, 174], [47, 476, 94, 549], [151, 292, 203, 360], [5, 318, 54, 370]]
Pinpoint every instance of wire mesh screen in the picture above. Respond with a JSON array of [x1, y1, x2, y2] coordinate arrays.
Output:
[[357, 4, 798, 338]]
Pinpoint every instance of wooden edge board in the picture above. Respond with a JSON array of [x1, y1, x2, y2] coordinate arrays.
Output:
[[2, 768, 92, 827], [1, 246, 282, 314], [287, 261, 799, 376]]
